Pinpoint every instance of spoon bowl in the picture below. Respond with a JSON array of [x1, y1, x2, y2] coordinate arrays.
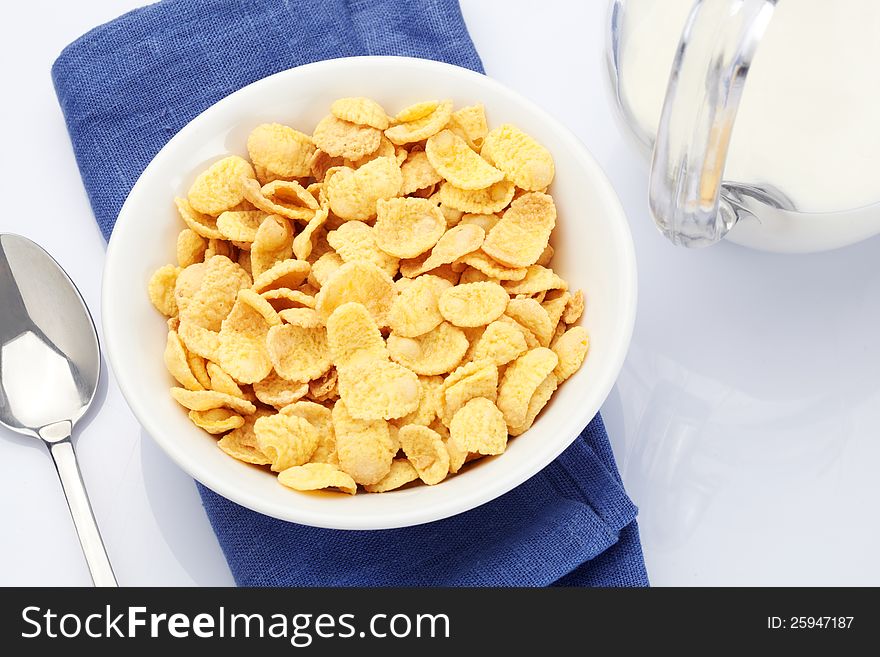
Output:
[[0, 233, 116, 586]]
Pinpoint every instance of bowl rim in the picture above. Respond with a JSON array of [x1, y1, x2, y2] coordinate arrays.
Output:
[[103, 55, 637, 529]]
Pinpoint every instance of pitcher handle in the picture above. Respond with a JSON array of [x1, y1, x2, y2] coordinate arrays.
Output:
[[649, 0, 777, 247]]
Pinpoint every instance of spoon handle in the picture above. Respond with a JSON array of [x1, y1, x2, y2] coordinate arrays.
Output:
[[48, 439, 118, 587]]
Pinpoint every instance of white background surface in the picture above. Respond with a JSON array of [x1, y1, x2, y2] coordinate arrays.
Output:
[[1, 0, 877, 586]]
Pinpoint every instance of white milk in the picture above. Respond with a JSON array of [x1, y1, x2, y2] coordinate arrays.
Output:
[[617, 0, 880, 212]]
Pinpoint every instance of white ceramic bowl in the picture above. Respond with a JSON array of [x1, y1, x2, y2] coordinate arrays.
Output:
[[103, 56, 636, 530]]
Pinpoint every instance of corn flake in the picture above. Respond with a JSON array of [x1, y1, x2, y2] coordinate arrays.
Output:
[[254, 413, 319, 471], [385, 100, 453, 145], [399, 150, 443, 196], [337, 359, 421, 421], [438, 281, 509, 327], [398, 425, 449, 485], [187, 156, 255, 216], [333, 400, 395, 485], [278, 463, 356, 495], [387, 322, 468, 376], [496, 347, 559, 428], [482, 192, 556, 268], [247, 123, 314, 179], [363, 459, 419, 493], [482, 124, 555, 191], [315, 261, 396, 327], [148, 265, 180, 317], [449, 397, 507, 455], [374, 197, 446, 259], [387, 274, 451, 337], [265, 323, 331, 383], [437, 179, 515, 214], [176, 229, 208, 267], [189, 408, 244, 435]]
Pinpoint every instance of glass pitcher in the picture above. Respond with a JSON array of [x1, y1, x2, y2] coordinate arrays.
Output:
[[608, 0, 880, 252]]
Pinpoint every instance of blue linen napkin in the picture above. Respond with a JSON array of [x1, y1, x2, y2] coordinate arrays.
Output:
[[52, 0, 648, 586]]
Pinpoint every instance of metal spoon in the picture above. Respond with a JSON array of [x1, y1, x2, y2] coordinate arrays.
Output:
[[0, 233, 116, 586]]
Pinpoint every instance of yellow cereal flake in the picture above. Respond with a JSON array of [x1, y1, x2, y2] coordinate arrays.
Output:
[[308, 251, 344, 288], [536, 244, 554, 267], [505, 298, 554, 346], [170, 387, 256, 415], [385, 100, 453, 145], [399, 150, 443, 195], [177, 320, 220, 361], [188, 408, 245, 434], [440, 360, 499, 424], [471, 320, 528, 366], [281, 401, 337, 465], [204, 238, 234, 260], [266, 323, 331, 383], [551, 326, 589, 382], [348, 136, 396, 169], [496, 347, 559, 428], [482, 124, 555, 191], [217, 408, 273, 464], [315, 261, 396, 327], [292, 207, 329, 261], [216, 210, 268, 243], [309, 149, 345, 181], [278, 463, 356, 495], [541, 291, 570, 332], [216, 289, 279, 384], [326, 157, 402, 221], [374, 197, 446, 259], [395, 100, 439, 123], [387, 274, 452, 337], [260, 288, 315, 313], [459, 250, 527, 281], [163, 330, 202, 390], [148, 265, 180, 317], [242, 178, 317, 222], [330, 96, 390, 130], [278, 307, 323, 328], [333, 400, 395, 485], [246, 123, 314, 179], [250, 215, 294, 277], [175, 197, 223, 239], [253, 372, 309, 408], [176, 229, 208, 267], [425, 129, 503, 190], [482, 192, 556, 268], [252, 258, 310, 293], [399, 224, 485, 277], [326, 302, 388, 368], [338, 359, 421, 421], [313, 113, 383, 161], [387, 322, 468, 376], [327, 220, 399, 276], [309, 367, 339, 402], [451, 104, 488, 147], [563, 289, 585, 324], [397, 375, 444, 427], [438, 281, 509, 327], [254, 413, 319, 471], [179, 255, 251, 331], [206, 362, 247, 399], [437, 179, 515, 214], [449, 397, 508, 455], [458, 213, 500, 233], [363, 459, 420, 493], [187, 155, 256, 216], [508, 373, 558, 437], [502, 265, 567, 296], [398, 425, 449, 485]]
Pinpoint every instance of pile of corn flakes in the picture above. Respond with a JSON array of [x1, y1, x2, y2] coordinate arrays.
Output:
[[148, 97, 589, 495]]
